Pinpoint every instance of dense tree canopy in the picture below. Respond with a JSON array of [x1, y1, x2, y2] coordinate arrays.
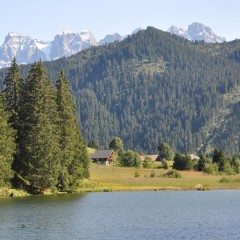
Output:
[[56, 69, 89, 190], [0, 94, 15, 186], [0, 62, 90, 191], [0, 27, 240, 155], [2, 58, 24, 171], [18, 62, 61, 190]]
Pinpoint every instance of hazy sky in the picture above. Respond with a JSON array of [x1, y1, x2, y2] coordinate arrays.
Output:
[[1, 0, 239, 43]]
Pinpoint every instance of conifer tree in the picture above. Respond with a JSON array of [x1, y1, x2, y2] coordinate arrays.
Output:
[[2, 58, 24, 171], [19, 62, 60, 191], [0, 94, 16, 186], [56, 69, 89, 190], [3, 58, 24, 128]]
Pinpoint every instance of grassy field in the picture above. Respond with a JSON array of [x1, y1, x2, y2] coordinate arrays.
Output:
[[2, 163, 240, 198], [78, 164, 240, 192]]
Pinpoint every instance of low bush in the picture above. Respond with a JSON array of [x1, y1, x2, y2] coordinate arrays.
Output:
[[150, 171, 156, 178], [134, 171, 140, 177], [219, 177, 231, 183], [162, 170, 182, 178], [162, 160, 169, 169], [204, 163, 218, 174]]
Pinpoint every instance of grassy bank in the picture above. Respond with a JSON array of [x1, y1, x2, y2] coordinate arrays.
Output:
[[0, 188, 29, 198], [2, 164, 240, 198], [77, 164, 240, 192]]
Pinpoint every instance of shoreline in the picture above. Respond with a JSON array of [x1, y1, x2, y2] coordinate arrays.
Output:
[[2, 186, 240, 199], [1, 165, 240, 198]]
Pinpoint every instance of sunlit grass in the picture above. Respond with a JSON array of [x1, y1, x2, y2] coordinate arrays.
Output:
[[0, 188, 29, 198], [77, 164, 240, 191]]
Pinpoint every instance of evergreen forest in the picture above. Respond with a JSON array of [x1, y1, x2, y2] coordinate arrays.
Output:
[[0, 59, 89, 190], [0, 27, 240, 156]]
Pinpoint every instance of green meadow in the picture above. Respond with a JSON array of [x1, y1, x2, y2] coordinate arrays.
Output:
[[78, 164, 240, 192]]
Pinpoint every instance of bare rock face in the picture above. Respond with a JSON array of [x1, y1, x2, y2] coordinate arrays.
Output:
[[0, 32, 48, 68], [0, 29, 98, 68], [187, 22, 226, 43], [168, 22, 226, 43]]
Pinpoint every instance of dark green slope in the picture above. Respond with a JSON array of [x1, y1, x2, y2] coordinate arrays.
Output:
[[1, 27, 240, 154]]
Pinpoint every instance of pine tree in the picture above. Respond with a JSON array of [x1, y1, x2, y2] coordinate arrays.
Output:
[[0, 94, 16, 186], [3, 58, 24, 128], [19, 62, 60, 191], [2, 58, 24, 171], [56, 69, 89, 190]]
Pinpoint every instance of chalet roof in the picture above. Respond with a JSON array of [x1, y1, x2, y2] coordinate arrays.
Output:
[[140, 155, 159, 161], [90, 150, 114, 159], [189, 154, 200, 160]]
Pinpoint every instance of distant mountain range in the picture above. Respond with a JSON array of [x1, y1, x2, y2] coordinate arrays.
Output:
[[168, 22, 226, 43], [0, 23, 226, 68]]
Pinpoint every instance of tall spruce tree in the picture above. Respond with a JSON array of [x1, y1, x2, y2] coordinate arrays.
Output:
[[56, 69, 89, 190], [0, 94, 16, 186], [19, 62, 60, 191], [2, 58, 24, 171]]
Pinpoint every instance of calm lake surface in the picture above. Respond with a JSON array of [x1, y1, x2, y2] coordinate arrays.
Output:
[[0, 190, 240, 240]]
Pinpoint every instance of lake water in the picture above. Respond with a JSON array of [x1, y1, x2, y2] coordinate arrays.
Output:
[[0, 190, 240, 240]]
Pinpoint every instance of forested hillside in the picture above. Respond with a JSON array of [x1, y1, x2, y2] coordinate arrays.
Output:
[[0, 27, 240, 155]]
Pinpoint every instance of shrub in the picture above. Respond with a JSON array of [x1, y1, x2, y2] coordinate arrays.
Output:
[[204, 163, 218, 174], [134, 171, 140, 177], [163, 170, 182, 178], [150, 171, 156, 178], [142, 157, 153, 169], [117, 150, 141, 168], [219, 177, 231, 183], [162, 160, 169, 169], [223, 162, 235, 175]]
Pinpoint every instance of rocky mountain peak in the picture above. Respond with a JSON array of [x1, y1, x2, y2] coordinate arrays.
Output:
[[0, 24, 227, 68], [168, 25, 191, 40], [187, 22, 226, 43], [168, 22, 226, 43], [98, 33, 122, 45]]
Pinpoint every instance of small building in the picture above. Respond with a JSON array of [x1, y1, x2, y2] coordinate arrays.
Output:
[[189, 154, 200, 160], [90, 150, 114, 165], [140, 155, 160, 162]]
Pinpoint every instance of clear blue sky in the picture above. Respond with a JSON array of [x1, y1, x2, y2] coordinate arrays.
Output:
[[1, 0, 239, 44]]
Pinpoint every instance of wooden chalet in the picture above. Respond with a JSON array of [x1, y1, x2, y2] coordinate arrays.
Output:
[[140, 155, 160, 162], [90, 150, 114, 165]]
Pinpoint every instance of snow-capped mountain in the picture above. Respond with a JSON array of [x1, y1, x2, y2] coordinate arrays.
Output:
[[50, 29, 97, 60], [168, 22, 226, 43], [0, 32, 48, 68], [168, 26, 192, 40], [0, 29, 98, 68], [0, 23, 226, 68]]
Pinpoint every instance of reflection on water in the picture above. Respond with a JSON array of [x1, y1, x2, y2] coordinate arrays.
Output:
[[0, 191, 240, 240]]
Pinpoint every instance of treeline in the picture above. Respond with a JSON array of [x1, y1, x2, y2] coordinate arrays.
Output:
[[104, 138, 240, 175], [156, 142, 240, 175], [172, 149, 240, 175], [0, 59, 89, 191]]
